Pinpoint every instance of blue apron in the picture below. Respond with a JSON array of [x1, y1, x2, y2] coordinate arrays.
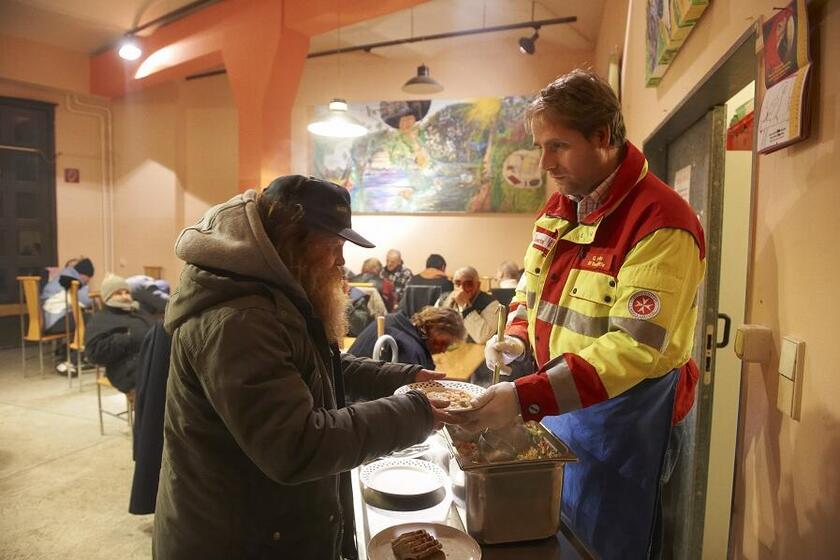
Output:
[[542, 369, 678, 560]]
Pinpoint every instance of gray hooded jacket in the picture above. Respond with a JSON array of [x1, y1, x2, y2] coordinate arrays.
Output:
[[153, 190, 433, 559]]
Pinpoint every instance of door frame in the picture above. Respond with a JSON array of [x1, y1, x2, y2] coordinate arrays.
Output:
[[643, 25, 759, 559]]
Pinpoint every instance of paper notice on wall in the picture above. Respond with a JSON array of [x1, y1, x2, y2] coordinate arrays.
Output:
[[674, 165, 692, 203]]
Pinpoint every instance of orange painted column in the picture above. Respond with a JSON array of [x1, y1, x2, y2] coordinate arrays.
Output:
[[220, 0, 310, 190], [90, 0, 428, 191]]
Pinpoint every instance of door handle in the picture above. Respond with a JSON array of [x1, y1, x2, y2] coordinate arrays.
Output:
[[717, 313, 732, 348]]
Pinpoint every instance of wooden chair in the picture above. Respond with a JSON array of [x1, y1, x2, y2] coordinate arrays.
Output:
[[69, 281, 134, 435], [67, 280, 88, 390], [143, 266, 162, 279], [95, 368, 134, 438], [88, 290, 104, 311], [16, 276, 66, 377]]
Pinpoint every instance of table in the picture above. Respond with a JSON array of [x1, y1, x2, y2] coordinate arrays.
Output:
[[351, 461, 595, 560], [432, 343, 485, 381]]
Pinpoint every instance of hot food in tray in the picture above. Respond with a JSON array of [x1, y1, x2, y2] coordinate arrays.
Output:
[[447, 421, 565, 465]]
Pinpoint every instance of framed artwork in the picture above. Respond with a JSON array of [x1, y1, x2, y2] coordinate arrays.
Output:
[[309, 96, 545, 214], [646, 0, 710, 86]]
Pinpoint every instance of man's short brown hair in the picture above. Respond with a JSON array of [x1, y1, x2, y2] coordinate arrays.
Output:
[[526, 68, 626, 147]]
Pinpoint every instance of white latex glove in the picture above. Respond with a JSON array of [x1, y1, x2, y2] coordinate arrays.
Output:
[[484, 334, 526, 374], [460, 382, 521, 432]]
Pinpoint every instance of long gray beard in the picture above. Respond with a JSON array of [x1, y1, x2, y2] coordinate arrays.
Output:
[[300, 267, 349, 343]]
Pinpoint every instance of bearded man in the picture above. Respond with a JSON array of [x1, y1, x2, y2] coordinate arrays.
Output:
[[154, 175, 459, 560]]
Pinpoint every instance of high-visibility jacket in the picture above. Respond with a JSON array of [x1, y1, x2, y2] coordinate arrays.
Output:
[[509, 141, 705, 423]]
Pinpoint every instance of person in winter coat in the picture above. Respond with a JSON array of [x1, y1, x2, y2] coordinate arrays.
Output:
[[41, 257, 95, 334], [153, 175, 462, 560], [348, 307, 466, 370], [84, 274, 155, 401], [125, 275, 170, 317]]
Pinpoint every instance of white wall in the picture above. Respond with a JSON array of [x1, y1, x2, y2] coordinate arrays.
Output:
[[110, 74, 239, 286]]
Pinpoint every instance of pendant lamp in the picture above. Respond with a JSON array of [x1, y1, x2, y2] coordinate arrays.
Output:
[[402, 64, 444, 94], [306, 3, 368, 138], [307, 99, 368, 138]]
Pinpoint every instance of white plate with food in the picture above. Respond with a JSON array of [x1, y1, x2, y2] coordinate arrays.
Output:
[[368, 522, 482, 560], [394, 381, 485, 412]]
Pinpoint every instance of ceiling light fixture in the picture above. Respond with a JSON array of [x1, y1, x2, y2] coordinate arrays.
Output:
[[518, 29, 539, 55], [307, 99, 369, 138], [519, 1, 539, 55], [307, 3, 368, 138], [401, 8, 443, 94], [402, 64, 443, 94], [118, 36, 142, 60]]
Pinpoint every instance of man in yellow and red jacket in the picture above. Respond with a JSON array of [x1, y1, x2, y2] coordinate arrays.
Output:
[[462, 69, 705, 560]]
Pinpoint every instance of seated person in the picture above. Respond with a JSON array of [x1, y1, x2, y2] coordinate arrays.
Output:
[[126, 275, 171, 317], [438, 266, 503, 344], [348, 307, 465, 370], [496, 260, 521, 289], [84, 274, 155, 402], [381, 249, 413, 305], [408, 254, 454, 293], [351, 257, 396, 310], [41, 257, 95, 335], [346, 285, 373, 337]]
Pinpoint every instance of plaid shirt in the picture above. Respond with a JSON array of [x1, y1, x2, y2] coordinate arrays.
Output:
[[567, 165, 620, 223], [380, 265, 413, 299]]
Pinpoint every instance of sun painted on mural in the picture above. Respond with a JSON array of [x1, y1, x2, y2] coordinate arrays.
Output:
[[309, 96, 544, 213]]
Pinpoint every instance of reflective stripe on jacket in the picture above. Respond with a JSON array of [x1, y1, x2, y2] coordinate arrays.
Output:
[[508, 142, 705, 422]]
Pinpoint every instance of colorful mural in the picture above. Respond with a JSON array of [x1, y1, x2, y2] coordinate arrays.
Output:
[[309, 96, 544, 213]]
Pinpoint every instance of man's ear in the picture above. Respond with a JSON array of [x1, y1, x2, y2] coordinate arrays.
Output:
[[592, 125, 611, 149]]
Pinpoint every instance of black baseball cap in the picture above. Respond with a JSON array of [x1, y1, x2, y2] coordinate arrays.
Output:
[[262, 175, 374, 248]]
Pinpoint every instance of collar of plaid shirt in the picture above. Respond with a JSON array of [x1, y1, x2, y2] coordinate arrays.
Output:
[[566, 164, 620, 223]]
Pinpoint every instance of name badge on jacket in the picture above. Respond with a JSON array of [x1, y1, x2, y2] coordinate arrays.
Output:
[[531, 227, 558, 255]]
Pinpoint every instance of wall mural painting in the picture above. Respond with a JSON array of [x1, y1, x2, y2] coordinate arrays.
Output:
[[309, 96, 545, 214]]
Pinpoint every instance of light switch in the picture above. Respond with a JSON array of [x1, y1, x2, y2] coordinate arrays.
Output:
[[776, 337, 805, 420], [778, 337, 800, 380]]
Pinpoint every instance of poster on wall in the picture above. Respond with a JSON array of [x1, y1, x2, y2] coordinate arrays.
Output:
[[645, 0, 710, 87], [757, 0, 812, 154], [308, 96, 545, 214]]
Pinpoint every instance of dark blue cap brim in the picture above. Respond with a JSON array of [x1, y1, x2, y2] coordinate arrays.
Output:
[[337, 227, 375, 248]]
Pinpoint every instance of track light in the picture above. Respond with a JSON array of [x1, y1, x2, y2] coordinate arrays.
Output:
[[402, 64, 444, 94], [118, 36, 142, 60], [518, 30, 539, 55], [307, 99, 369, 138]]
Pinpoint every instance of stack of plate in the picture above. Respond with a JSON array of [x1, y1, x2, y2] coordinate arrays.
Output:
[[360, 458, 452, 536]]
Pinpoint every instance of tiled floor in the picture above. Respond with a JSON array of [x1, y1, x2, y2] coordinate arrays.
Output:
[[0, 347, 153, 559]]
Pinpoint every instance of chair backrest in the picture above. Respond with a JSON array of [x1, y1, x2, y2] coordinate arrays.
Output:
[[17, 276, 46, 341], [400, 285, 442, 316], [68, 280, 86, 351], [143, 266, 162, 279], [89, 291, 104, 311], [489, 288, 516, 307]]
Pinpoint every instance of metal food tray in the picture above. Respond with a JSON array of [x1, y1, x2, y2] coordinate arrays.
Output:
[[442, 421, 577, 471], [443, 422, 577, 544]]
